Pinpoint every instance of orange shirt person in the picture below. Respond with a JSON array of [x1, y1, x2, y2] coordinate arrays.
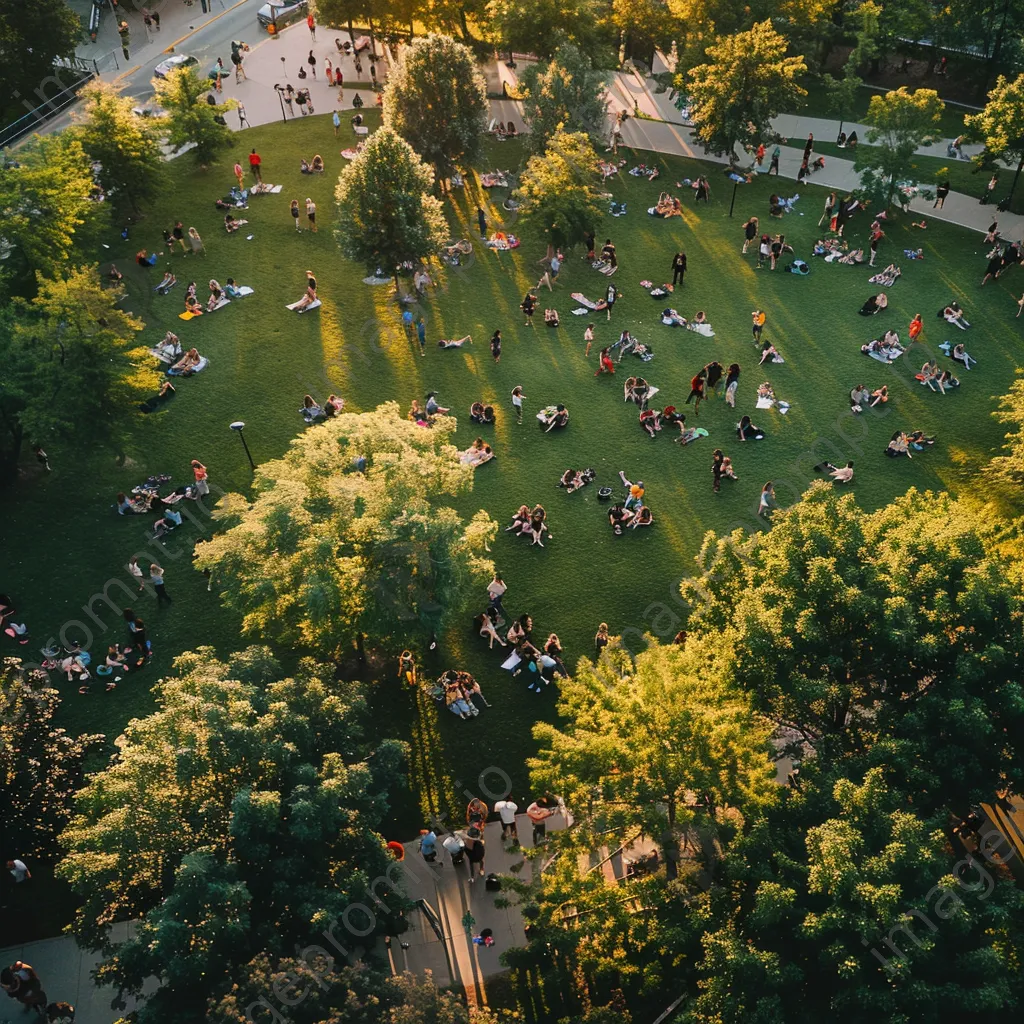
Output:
[[908, 313, 923, 341]]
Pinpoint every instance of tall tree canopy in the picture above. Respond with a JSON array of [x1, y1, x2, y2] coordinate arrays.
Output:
[[855, 87, 944, 208], [194, 403, 496, 658], [513, 130, 605, 252], [0, 659, 101, 863], [71, 80, 165, 214], [486, 0, 611, 62], [685, 20, 807, 157], [335, 128, 449, 283], [59, 648, 407, 1021], [383, 34, 488, 183], [966, 73, 1024, 195], [0, 132, 107, 290], [518, 43, 608, 155], [0, 266, 157, 479], [0, 0, 82, 123], [152, 66, 234, 164], [680, 483, 1024, 812], [989, 369, 1024, 485]]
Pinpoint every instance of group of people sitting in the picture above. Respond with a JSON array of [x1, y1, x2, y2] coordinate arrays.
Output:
[[861, 329, 906, 364], [537, 405, 569, 432], [623, 376, 653, 406], [649, 192, 683, 217], [886, 430, 936, 458], [300, 393, 345, 423], [850, 383, 888, 412], [438, 668, 490, 718], [505, 504, 551, 547], [459, 437, 495, 467], [917, 361, 960, 393], [558, 468, 596, 493], [407, 392, 450, 426], [490, 120, 519, 138], [607, 503, 654, 534], [167, 347, 205, 376], [469, 401, 496, 424], [299, 155, 325, 174]]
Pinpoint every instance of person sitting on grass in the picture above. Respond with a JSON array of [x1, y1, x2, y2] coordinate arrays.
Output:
[[816, 460, 854, 483], [505, 504, 531, 534], [560, 469, 584, 492], [628, 505, 654, 528], [850, 383, 872, 412], [155, 271, 177, 294], [871, 385, 888, 406], [301, 394, 324, 423], [942, 302, 970, 329], [108, 263, 123, 281], [539, 404, 569, 432], [737, 414, 765, 440], [224, 212, 248, 232], [759, 340, 781, 366], [136, 249, 157, 267], [859, 292, 888, 316], [951, 342, 976, 369], [478, 610, 507, 649], [460, 438, 495, 467], [153, 507, 183, 539], [525, 506, 550, 546], [170, 347, 203, 374], [639, 408, 662, 437], [608, 504, 635, 536]]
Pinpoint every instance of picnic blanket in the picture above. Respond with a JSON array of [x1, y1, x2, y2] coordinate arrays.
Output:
[[362, 275, 391, 285], [148, 347, 181, 364], [228, 286, 254, 298], [687, 323, 715, 337], [571, 292, 608, 311], [250, 183, 283, 194], [480, 172, 509, 188], [757, 397, 791, 413], [167, 355, 209, 377], [286, 298, 322, 313], [178, 310, 202, 321], [592, 260, 618, 276]]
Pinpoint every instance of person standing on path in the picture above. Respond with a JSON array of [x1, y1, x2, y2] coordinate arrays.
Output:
[[418, 829, 438, 863], [768, 146, 780, 175], [249, 149, 262, 183], [416, 316, 426, 356], [118, 21, 130, 60], [755, 142, 765, 167], [307, 50, 317, 79], [307, 11, 316, 39], [150, 564, 171, 604], [477, 206, 487, 236], [237, 103, 249, 128], [803, 133, 814, 161], [527, 796, 556, 845], [934, 180, 949, 209], [490, 329, 502, 363], [672, 251, 687, 286], [494, 797, 519, 842], [191, 459, 210, 497], [511, 385, 524, 423], [462, 826, 486, 881]]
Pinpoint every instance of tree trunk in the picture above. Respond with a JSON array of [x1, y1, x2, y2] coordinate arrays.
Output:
[[355, 631, 366, 663], [348, 19, 356, 50], [458, 10, 470, 41]]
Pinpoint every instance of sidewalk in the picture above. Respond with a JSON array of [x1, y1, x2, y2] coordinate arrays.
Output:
[[607, 77, 1024, 240], [0, 922, 155, 1024]]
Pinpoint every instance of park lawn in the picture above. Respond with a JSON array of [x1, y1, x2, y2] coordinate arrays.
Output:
[[4, 111, 1024, 937]]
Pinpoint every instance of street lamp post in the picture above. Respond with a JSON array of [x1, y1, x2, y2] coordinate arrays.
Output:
[[230, 421, 256, 470]]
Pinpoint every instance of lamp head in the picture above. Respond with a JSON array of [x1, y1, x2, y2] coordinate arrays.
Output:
[[230, 421, 245, 431]]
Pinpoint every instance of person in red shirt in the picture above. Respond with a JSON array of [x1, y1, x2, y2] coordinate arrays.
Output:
[[307, 11, 316, 39], [248, 148, 262, 184], [685, 371, 706, 414], [908, 313, 923, 341]]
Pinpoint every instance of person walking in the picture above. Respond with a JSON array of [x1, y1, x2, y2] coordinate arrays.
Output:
[[671, 251, 687, 286], [307, 10, 316, 39], [150, 564, 171, 604], [188, 227, 205, 255], [741, 216, 758, 253], [290, 199, 301, 231], [307, 50, 317, 79], [191, 459, 210, 496], [416, 316, 426, 356], [128, 556, 145, 591], [490, 329, 502, 363], [333, 110, 341, 136], [249, 148, 262, 183], [934, 180, 949, 209], [418, 829, 438, 863], [980, 173, 998, 204], [605, 282, 617, 321], [757, 233, 770, 268], [511, 385, 524, 424], [768, 145, 780, 175], [908, 313, 923, 341], [803, 133, 814, 160], [118, 20, 130, 60], [33, 445, 50, 471], [231, 46, 247, 82], [233, 161, 245, 190], [173, 221, 187, 252], [868, 226, 884, 267], [306, 197, 317, 232], [712, 448, 724, 493], [487, 574, 508, 621], [751, 308, 766, 344]]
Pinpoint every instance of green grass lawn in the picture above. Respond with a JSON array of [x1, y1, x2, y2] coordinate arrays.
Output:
[[4, 110, 1024, 938]]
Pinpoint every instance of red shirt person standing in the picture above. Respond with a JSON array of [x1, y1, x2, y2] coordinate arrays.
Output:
[[248, 148, 262, 183]]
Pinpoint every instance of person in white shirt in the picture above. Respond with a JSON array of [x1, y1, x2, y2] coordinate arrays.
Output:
[[7, 858, 30, 883], [494, 799, 519, 841], [830, 461, 854, 484]]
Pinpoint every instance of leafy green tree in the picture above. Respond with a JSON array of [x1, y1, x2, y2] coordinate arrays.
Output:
[[152, 65, 234, 165], [685, 21, 807, 158], [684, 768, 1024, 1023], [989, 369, 1024, 484], [0, 0, 82, 123], [822, 3, 879, 135], [59, 648, 407, 1017], [383, 34, 488, 184], [486, 0, 611, 62], [518, 43, 608, 155], [680, 483, 1024, 812], [611, 0, 676, 65], [194, 404, 495, 659], [311, 0, 363, 46], [966, 74, 1024, 201], [513, 130, 605, 254], [335, 128, 448, 285], [71, 80, 165, 214], [0, 266, 157, 478], [531, 640, 776, 870], [0, 659, 102, 863], [0, 132, 108, 289], [854, 86, 944, 209]]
